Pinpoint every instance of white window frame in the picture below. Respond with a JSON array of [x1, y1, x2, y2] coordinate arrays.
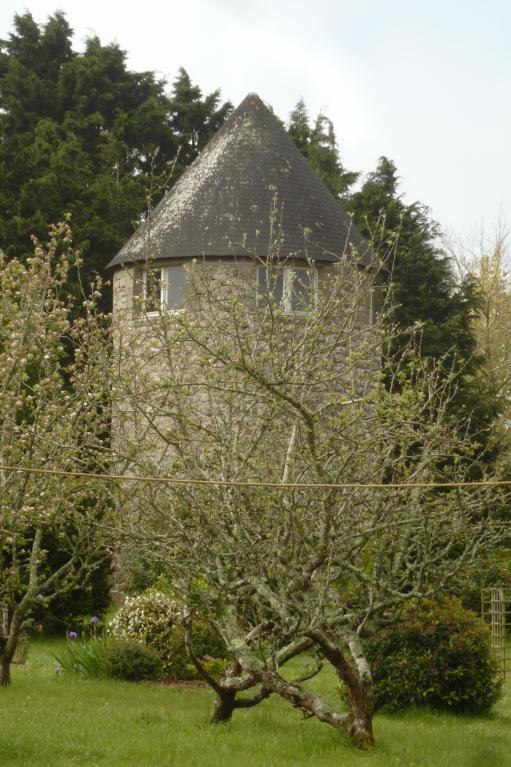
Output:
[[143, 265, 186, 316], [367, 285, 383, 326], [283, 266, 317, 315], [257, 265, 317, 315]]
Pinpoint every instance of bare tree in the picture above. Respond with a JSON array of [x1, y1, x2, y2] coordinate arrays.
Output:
[[0, 224, 112, 686], [112, 250, 503, 749]]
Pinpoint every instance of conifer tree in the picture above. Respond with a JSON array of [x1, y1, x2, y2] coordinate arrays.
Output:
[[308, 114, 359, 199], [288, 98, 310, 155], [287, 108, 493, 437], [168, 68, 232, 176], [288, 99, 358, 199], [348, 157, 499, 441], [0, 13, 231, 286]]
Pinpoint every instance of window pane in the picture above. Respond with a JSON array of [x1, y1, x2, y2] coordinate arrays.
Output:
[[257, 266, 283, 305], [145, 269, 162, 313], [289, 268, 313, 312], [162, 266, 186, 311]]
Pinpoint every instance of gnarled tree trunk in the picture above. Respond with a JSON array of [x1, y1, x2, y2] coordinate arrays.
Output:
[[345, 682, 374, 749], [183, 621, 248, 724], [309, 630, 374, 749], [211, 688, 237, 723], [0, 602, 29, 688], [0, 652, 11, 687], [0, 634, 17, 688]]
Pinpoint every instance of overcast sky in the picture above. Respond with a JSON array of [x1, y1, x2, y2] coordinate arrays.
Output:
[[2, 0, 510, 238]]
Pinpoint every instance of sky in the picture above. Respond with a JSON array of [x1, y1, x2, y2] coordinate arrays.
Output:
[[1, 0, 510, 238]]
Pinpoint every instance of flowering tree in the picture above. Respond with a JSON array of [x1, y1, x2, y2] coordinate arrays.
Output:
[[113, 253, 503, 748], [0, 224, 112, 686], [448, 225, 511, 427]]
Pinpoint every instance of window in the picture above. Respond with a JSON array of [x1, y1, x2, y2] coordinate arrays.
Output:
[[287, 267, 314, 313], [257, 265, 316, 314], [144, 265, 186, 314], [257, 265, 284, 306]]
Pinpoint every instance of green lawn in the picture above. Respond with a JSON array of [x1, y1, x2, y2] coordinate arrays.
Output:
[[0, 639, 510, 767]]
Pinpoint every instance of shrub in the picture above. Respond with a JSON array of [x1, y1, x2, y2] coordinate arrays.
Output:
[[109, 590, 228, 679], [165, 623, 229, 680], [365, 596, 502, 714], [108, 590, 180, 664], [105, 640, 161, 681]]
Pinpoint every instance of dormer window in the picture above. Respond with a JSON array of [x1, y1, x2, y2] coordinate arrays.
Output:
[[144, 265, 186, 314], [257, 265, 316, 314]]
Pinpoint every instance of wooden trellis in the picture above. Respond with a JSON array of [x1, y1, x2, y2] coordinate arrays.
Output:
[[481, 588, 511, 677]]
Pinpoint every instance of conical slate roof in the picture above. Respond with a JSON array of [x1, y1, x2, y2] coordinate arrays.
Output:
[[108, 93, 372, 268]]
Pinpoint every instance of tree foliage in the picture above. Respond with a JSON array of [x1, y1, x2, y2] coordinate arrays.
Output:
[[288, 98, 358, 199], [0, 12, 231, 287], [287, 102, 496, 443], [366, 597, 501, 714], [1, 10, 497, 443], [349, 158, 473, 359], [0, 223, 112, 686], [452, 227, 511, 427], [347, 157, 499, 442], [169, 67, 232, 177]]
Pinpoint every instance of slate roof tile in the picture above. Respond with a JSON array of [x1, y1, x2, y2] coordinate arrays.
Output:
[[108, 93, 373, 268]]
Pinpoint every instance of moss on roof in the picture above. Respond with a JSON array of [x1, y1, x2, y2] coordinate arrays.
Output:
[[108, 93, 372, 268]]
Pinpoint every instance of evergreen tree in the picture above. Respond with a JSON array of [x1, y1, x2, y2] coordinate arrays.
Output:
[[287, 106, 484, 402], [288, 98, 310, 155], [0, 13, 231, 286], [308, 114, 359, 199], [168, 67, 232, 176], [288, 99, 358, 199], [348, 157, 499, 441]]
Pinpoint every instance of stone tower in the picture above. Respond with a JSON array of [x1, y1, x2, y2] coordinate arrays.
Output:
[[108, 92, 374, 317], [109, 93, 381, 597]]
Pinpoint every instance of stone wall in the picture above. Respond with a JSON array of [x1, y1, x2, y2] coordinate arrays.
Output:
[[111, 257, 383, 466]]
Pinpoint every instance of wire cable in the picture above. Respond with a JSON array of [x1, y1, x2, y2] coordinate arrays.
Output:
[[0, 463, 508, 491]]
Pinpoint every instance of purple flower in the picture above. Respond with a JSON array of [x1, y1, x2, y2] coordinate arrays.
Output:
[[90, 616, 99, 625], [68, 630, 78, 640], [55, 666, 62, 675]]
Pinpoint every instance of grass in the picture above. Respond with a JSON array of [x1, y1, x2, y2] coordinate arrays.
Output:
[[0, 639, 510, 767]]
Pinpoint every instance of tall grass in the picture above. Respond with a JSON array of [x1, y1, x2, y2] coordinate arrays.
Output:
[[54, 638, 109, 679]]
